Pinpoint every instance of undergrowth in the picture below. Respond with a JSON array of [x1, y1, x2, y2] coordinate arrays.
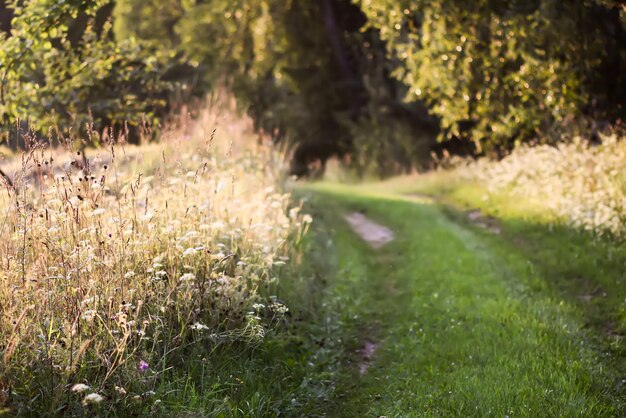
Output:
[[0, 100, 311, 416], [444, 134, 626, 238]]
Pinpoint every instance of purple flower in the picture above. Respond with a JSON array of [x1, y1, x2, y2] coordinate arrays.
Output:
[[138, 360, 149, 372]]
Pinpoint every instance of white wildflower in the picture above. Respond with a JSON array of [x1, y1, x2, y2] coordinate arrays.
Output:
[[82, 393, 104, 405], [179, 273, 196, 282], [211, 222, 225, 230], [71, 383, 90, 393], [190, 322, 210, 331], [81, 310, 96, 321], [140, 211, 155, 221]]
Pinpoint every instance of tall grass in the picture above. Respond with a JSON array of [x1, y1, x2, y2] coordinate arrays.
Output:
[[0, 99, 310, 415], [448, 135, 626, 238]]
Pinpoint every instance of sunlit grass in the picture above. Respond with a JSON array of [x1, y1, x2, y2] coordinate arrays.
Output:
[[0, 102, 310, 415], [449, 135, 626, 238], [299, 186, 624, 416]]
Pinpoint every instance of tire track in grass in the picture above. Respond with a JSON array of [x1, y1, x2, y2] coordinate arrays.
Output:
[[305, 183, 622, 417], [343, 211, 395, 376], [344, 212, 395, 249]]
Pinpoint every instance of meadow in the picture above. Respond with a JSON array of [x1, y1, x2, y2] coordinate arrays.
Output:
[[438, 135, 626, 238], [0, 101, 312, 416], [1, 1, 625, 416], [296, 134, 625, 415], [0, 108, 624, 416]]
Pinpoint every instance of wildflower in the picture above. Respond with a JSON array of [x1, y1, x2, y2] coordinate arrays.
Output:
[[190, 322, 209, 331], [114, 385, 127, 396], [81, 310, 96, 321], [210, 221, 225, 230], [138, 360, 149, 372], [140, 211, 155, 221], [182, 247, 196, 256], [82, 393, 104, 405], [71, 383, 90, 393], [179, 273, 196, 282]]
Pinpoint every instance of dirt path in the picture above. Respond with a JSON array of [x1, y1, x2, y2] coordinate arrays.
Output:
[[343, 212, 394, 248], [342, 211, 393, 376]]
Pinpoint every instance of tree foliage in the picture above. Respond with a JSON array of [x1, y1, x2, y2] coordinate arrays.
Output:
[[0, 0, 173, 142], [357, 0, 626, 154], [1, 0, 624, 172]]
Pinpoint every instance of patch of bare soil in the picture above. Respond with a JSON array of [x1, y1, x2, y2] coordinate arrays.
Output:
[[341, 214, 391, 377], [466, 209, 502, 235], [577, 285, 606, 304], [344, 212, 395, 248], [357, 339, 379, 376]]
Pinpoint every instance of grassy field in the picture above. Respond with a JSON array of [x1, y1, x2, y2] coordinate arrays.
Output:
[[294, 180, 625, 416], [140, 168, 625, 416], [1, 109, 623, 416]]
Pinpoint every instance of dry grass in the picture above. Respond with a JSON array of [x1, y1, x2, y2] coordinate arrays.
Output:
[[446, 135, 626, 238], [0, 99, 310, 414]]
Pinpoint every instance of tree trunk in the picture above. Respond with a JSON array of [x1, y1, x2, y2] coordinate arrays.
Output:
[[0, 0, 13, 35]]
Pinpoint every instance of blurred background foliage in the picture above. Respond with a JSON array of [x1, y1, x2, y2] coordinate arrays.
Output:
[[1, 0, 624, 174]]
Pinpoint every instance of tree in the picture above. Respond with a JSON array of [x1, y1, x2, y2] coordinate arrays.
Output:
[[357, 0, 626, 155], [0, 0, 174, 145]]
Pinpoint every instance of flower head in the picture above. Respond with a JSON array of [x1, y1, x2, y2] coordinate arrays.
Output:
[[82, 393, 104, 405], [71, 383, 90, 393], [138, 360, 149, 372]]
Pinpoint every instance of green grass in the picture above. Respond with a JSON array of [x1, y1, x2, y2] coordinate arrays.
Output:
[[295, 181, 624, 416], [82, 174, 624, 416], [375, 174, 626, 350], [92, 216, 343, 417]]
